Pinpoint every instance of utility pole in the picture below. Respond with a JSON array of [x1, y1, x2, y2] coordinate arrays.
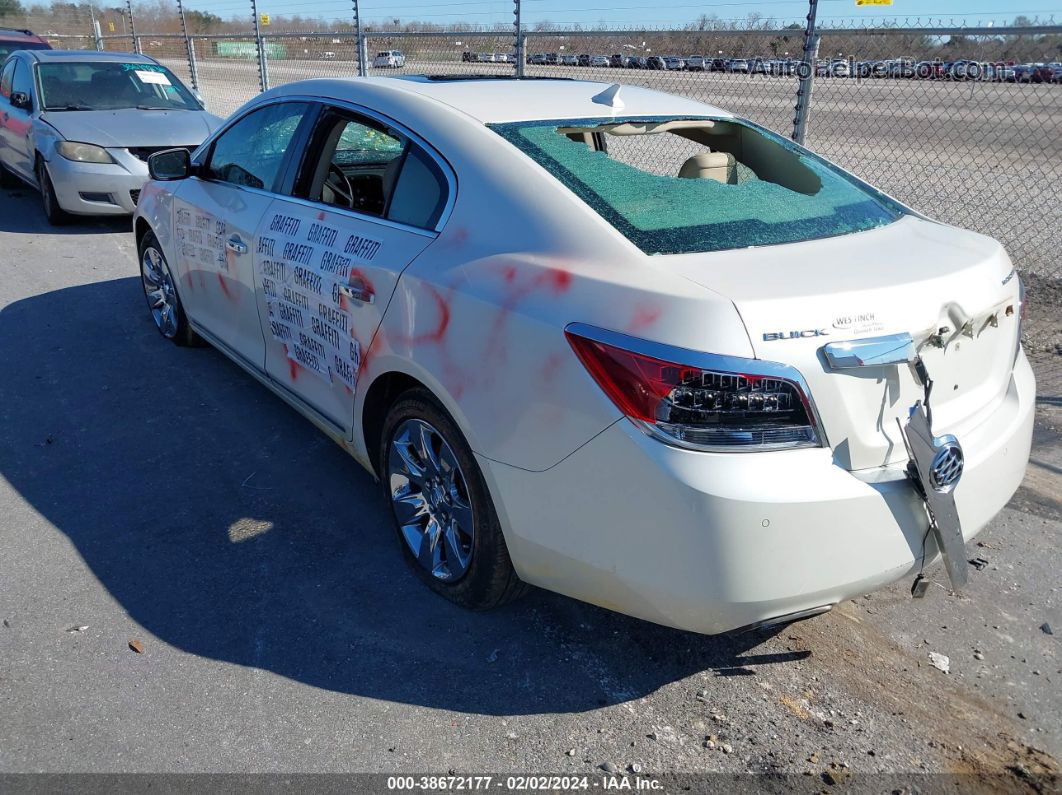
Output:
[[792, 0, 820, 145], [352, 0, 366, 77], [176, 0, 199, 91], [89, 5, 103, 51], [127, 0, 140, 53], [250, 0, 270, 92], [513, 0, 523, 77]]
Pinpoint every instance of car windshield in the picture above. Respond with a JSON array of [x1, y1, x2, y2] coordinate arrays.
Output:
[[490, 116, 905, 255], [0, 41, 50, 59], [37, 61, 200, 111]]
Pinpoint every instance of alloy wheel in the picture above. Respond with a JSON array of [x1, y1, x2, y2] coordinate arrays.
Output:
[[387, 418, 475, 581], [141, 246, 179, 338]]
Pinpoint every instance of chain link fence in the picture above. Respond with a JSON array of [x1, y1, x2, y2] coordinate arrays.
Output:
[[523, 29, 804, 137]]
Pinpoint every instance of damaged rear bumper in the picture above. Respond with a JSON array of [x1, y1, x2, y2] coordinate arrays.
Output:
[[480, 350, 1035, 636]]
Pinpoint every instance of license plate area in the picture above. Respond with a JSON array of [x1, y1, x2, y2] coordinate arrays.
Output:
[[901, 401, 967, 589]]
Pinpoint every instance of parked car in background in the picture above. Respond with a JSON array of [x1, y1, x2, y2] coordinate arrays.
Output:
[[1032, 63, 1062, 83], [992, 63, 1016, 82], [914, 60, 945, 79], [768, 58, 794, 75], [0, 26, 51, 60], [887, 58, 914, 78], [528, 53, 547, 65], [728, 58, 750, 73], [545, 52, 559, 64], [577, 54, 590, 67], [829, 59, 850, 78], [559, 53, 577, 67], [373, 50, 406, 68], [476, 52, 495, 63], [133, 76, 1034, 636], [625, 56, 646, 69], [646, 56, 666, 70], [0, 50, 221, 223], [609, 54, 624, 68], [1011, 63, 1036, 82], [590, 55, 609, 68], [663, 56, 685, 71], [947, 59, 982, 80], [686, 55, 706, 71]]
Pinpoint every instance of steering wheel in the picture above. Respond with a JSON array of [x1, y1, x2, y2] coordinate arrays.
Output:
[[325, 163, 355, 208]]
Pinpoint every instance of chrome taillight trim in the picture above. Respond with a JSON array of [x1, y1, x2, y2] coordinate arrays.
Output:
[[565, 322, 828, 452]]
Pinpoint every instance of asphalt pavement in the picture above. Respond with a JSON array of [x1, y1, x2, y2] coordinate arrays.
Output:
[[0, 185, 1059, 789]]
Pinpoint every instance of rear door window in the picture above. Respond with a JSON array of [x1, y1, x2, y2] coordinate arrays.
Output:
[[296, 106, 448, 230], [490, 116, 904, 255]]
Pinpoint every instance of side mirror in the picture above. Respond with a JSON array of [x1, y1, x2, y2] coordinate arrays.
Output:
[[148, 147, 192, 181], [10, 91, 31, 110]]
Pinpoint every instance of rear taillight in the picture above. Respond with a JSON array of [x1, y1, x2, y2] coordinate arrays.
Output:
[[566, 325, 820, 452]]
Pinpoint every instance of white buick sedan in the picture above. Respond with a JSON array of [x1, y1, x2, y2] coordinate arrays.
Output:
[[134, 77, 1034, 635]]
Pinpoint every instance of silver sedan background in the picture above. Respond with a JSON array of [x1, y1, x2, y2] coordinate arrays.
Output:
[[0, 50, 222, 224]]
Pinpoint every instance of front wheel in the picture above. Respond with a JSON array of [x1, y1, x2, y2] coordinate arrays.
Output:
[[37, 160, 72, 225], [139, 231, 202, 347], [379, 389, 527, 610]]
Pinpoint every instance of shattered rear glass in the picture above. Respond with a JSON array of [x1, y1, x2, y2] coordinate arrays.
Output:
[[489, 116, 905, 255]]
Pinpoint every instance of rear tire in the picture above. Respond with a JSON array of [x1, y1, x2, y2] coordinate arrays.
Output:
[[139, 230, 202, 347], [37, 159, 72, 226], [379, 388, 528, 610]]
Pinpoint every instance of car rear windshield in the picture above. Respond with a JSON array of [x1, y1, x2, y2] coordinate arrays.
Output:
[[489, 116, 905, 255], [37, 61, 200, 111], [0, 41, 50, 59]]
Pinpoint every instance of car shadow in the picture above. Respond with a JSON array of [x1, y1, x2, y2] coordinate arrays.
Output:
[[0, 185, 131, 235], [0, 277, 808, 716]]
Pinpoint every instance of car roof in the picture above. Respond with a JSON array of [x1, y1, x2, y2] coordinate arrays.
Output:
[[270, 77, 733, 124], [26, 50, 155, 64], [0, 27, 47, 42]]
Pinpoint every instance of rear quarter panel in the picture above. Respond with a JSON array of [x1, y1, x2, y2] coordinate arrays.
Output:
[[351, 97, 755, 471]]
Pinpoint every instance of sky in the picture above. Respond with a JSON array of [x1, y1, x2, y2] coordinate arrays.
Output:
[[253, 0, 1062, 29]]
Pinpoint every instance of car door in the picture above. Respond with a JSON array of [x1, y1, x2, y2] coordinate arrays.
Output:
[[0, 58, 18, 174], [6, 56, 36, 179], [171, 100, 316, 369], [250, 102, 452, 433]]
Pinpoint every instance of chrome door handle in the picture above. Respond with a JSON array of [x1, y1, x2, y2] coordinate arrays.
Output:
[[226, 236, 248, 254], [339, 284, 374, 304]]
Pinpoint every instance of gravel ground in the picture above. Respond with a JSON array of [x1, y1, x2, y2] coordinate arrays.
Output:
[[0, 174, 1059, 790]]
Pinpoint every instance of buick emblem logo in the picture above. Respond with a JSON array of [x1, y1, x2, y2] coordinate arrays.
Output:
[[929, 437, 964, 493]]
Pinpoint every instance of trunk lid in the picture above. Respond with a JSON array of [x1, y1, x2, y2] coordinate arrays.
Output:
[[663, 216, 1022, 470]]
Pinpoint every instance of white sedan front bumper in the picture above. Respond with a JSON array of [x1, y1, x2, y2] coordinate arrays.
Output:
[[481, 351, 1035, 635]]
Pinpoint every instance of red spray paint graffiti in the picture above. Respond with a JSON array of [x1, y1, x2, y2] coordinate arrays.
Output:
[[217, 273, 235, 302], [628, 305, 662, 333]]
